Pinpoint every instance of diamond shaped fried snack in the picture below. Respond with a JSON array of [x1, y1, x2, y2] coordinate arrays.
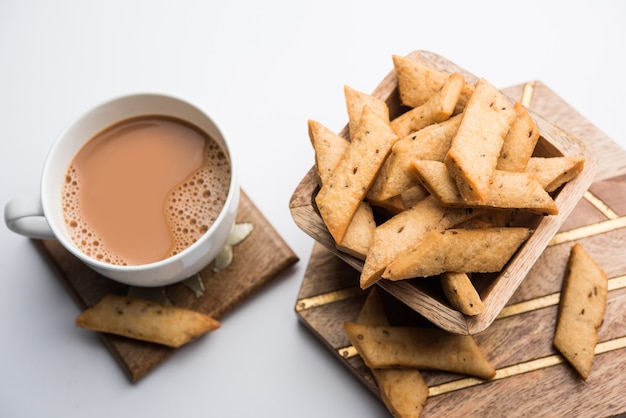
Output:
[[497, 102, 540, 172], [315, 106, 398, 243], [375, 368, 429, 418], [344, 322, 496, 380], [392, 54, 474, 111], [553, 243, 608, 380], [444, 78, 516, 204], [360, 196, 479, 289], [368, 114, 461, 202], [344, 85, 390, 140], [307, 119, 349, 186], [382, 227, 531, 281], [308, 119, 376, 259], [411, 160, 559, 215], [441, 271, 485, 316], [525, 156, 586, 192], [76, 294, 220, 348], [337, 201, 376, 260], [358, 287, 390, 326], [356, 289, 429, 418], [390, 73, 465, 138]]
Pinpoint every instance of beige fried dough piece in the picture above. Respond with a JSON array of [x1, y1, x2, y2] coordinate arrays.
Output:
[[441, 271, 485, 316], [553, 243, 608, 380], [360, 196, 479, 289], [392, 54, 474, 112], [315, 106, 398, 243], [497, 102, 540, 172], [358, 287, 390, 326], [307, 119, 349, 186], [344, 322, 496, 380], [382, 227, 531, 281], [525, 156, 585, 192], [308, 119, 376, 258], [390, 73, 465, 138], [366, 193, 406, 214], [75, 294, 220, 348], [369, 114, 461, 201], [412, 160, 559, 215], [336, 201, 376, 260], [444, 78, 516, 204], [375, 368, 429, 418], [356, 289, 429, 418], [344, 85, 390, 140], [399, 184, 430, 210]]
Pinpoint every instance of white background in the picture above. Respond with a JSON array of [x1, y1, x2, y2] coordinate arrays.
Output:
[[1, 1, 625, 417]]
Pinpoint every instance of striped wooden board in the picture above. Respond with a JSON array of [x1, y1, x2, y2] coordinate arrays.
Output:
[[294, 81, 626, 416]]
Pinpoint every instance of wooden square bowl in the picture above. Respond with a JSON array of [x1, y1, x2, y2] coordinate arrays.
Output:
[[289, 50, 597, 334]]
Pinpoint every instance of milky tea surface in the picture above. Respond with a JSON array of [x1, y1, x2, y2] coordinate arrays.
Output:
[[62, 116, 231, 265]]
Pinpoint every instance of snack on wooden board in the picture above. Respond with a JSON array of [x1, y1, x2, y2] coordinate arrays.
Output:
[[76, 294, 220, 348], [357, 287, 390, 326], [354, 289, 431, 418], [344, 322, 496, 380], [374, 368, 429, 418], [308, 52, 585, 315], [553, 243, 608, 380]]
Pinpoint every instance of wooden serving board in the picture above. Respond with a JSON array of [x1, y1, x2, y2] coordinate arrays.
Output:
[[36, 189, 298, 382], [295, 82, 626, 417]]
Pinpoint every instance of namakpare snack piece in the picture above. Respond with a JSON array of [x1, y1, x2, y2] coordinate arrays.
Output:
[[382, 227, 531, 281], [356, 288, 429, 418], [308, 118, 375, 259], [441, 271, 485, 316], [315, 106, 398, 243], [412, 160, 559, 215], [553, 243, 608, 380], [344, 85, 390, 140], [496, 101, 541, 172], [444, 78, 516, 204], [359, 196, 479, 289], [76, 294, 220, 348], [344, 322, 496, 380]]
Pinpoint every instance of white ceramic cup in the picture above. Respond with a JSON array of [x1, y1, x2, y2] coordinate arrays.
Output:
[[4, 93, 239, 287]]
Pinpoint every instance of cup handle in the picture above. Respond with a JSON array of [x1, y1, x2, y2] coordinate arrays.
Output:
[[4, 195, 56, 239]]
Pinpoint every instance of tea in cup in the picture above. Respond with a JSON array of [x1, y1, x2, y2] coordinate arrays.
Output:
[[4, 93, 239, 286]]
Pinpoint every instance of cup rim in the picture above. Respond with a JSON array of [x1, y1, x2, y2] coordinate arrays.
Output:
[[40, 92, 238, 273]]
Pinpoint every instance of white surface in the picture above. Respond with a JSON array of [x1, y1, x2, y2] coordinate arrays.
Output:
[[1, 1, 625, 417]]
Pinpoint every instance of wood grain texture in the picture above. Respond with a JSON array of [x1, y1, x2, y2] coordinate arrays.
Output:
[[36, 189, 298, 382], [294, 70, 626, 415], [290, 51, 598, 334]]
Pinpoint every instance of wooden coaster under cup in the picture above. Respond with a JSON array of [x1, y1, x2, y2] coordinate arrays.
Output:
[[36, 189, 298, 382]]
